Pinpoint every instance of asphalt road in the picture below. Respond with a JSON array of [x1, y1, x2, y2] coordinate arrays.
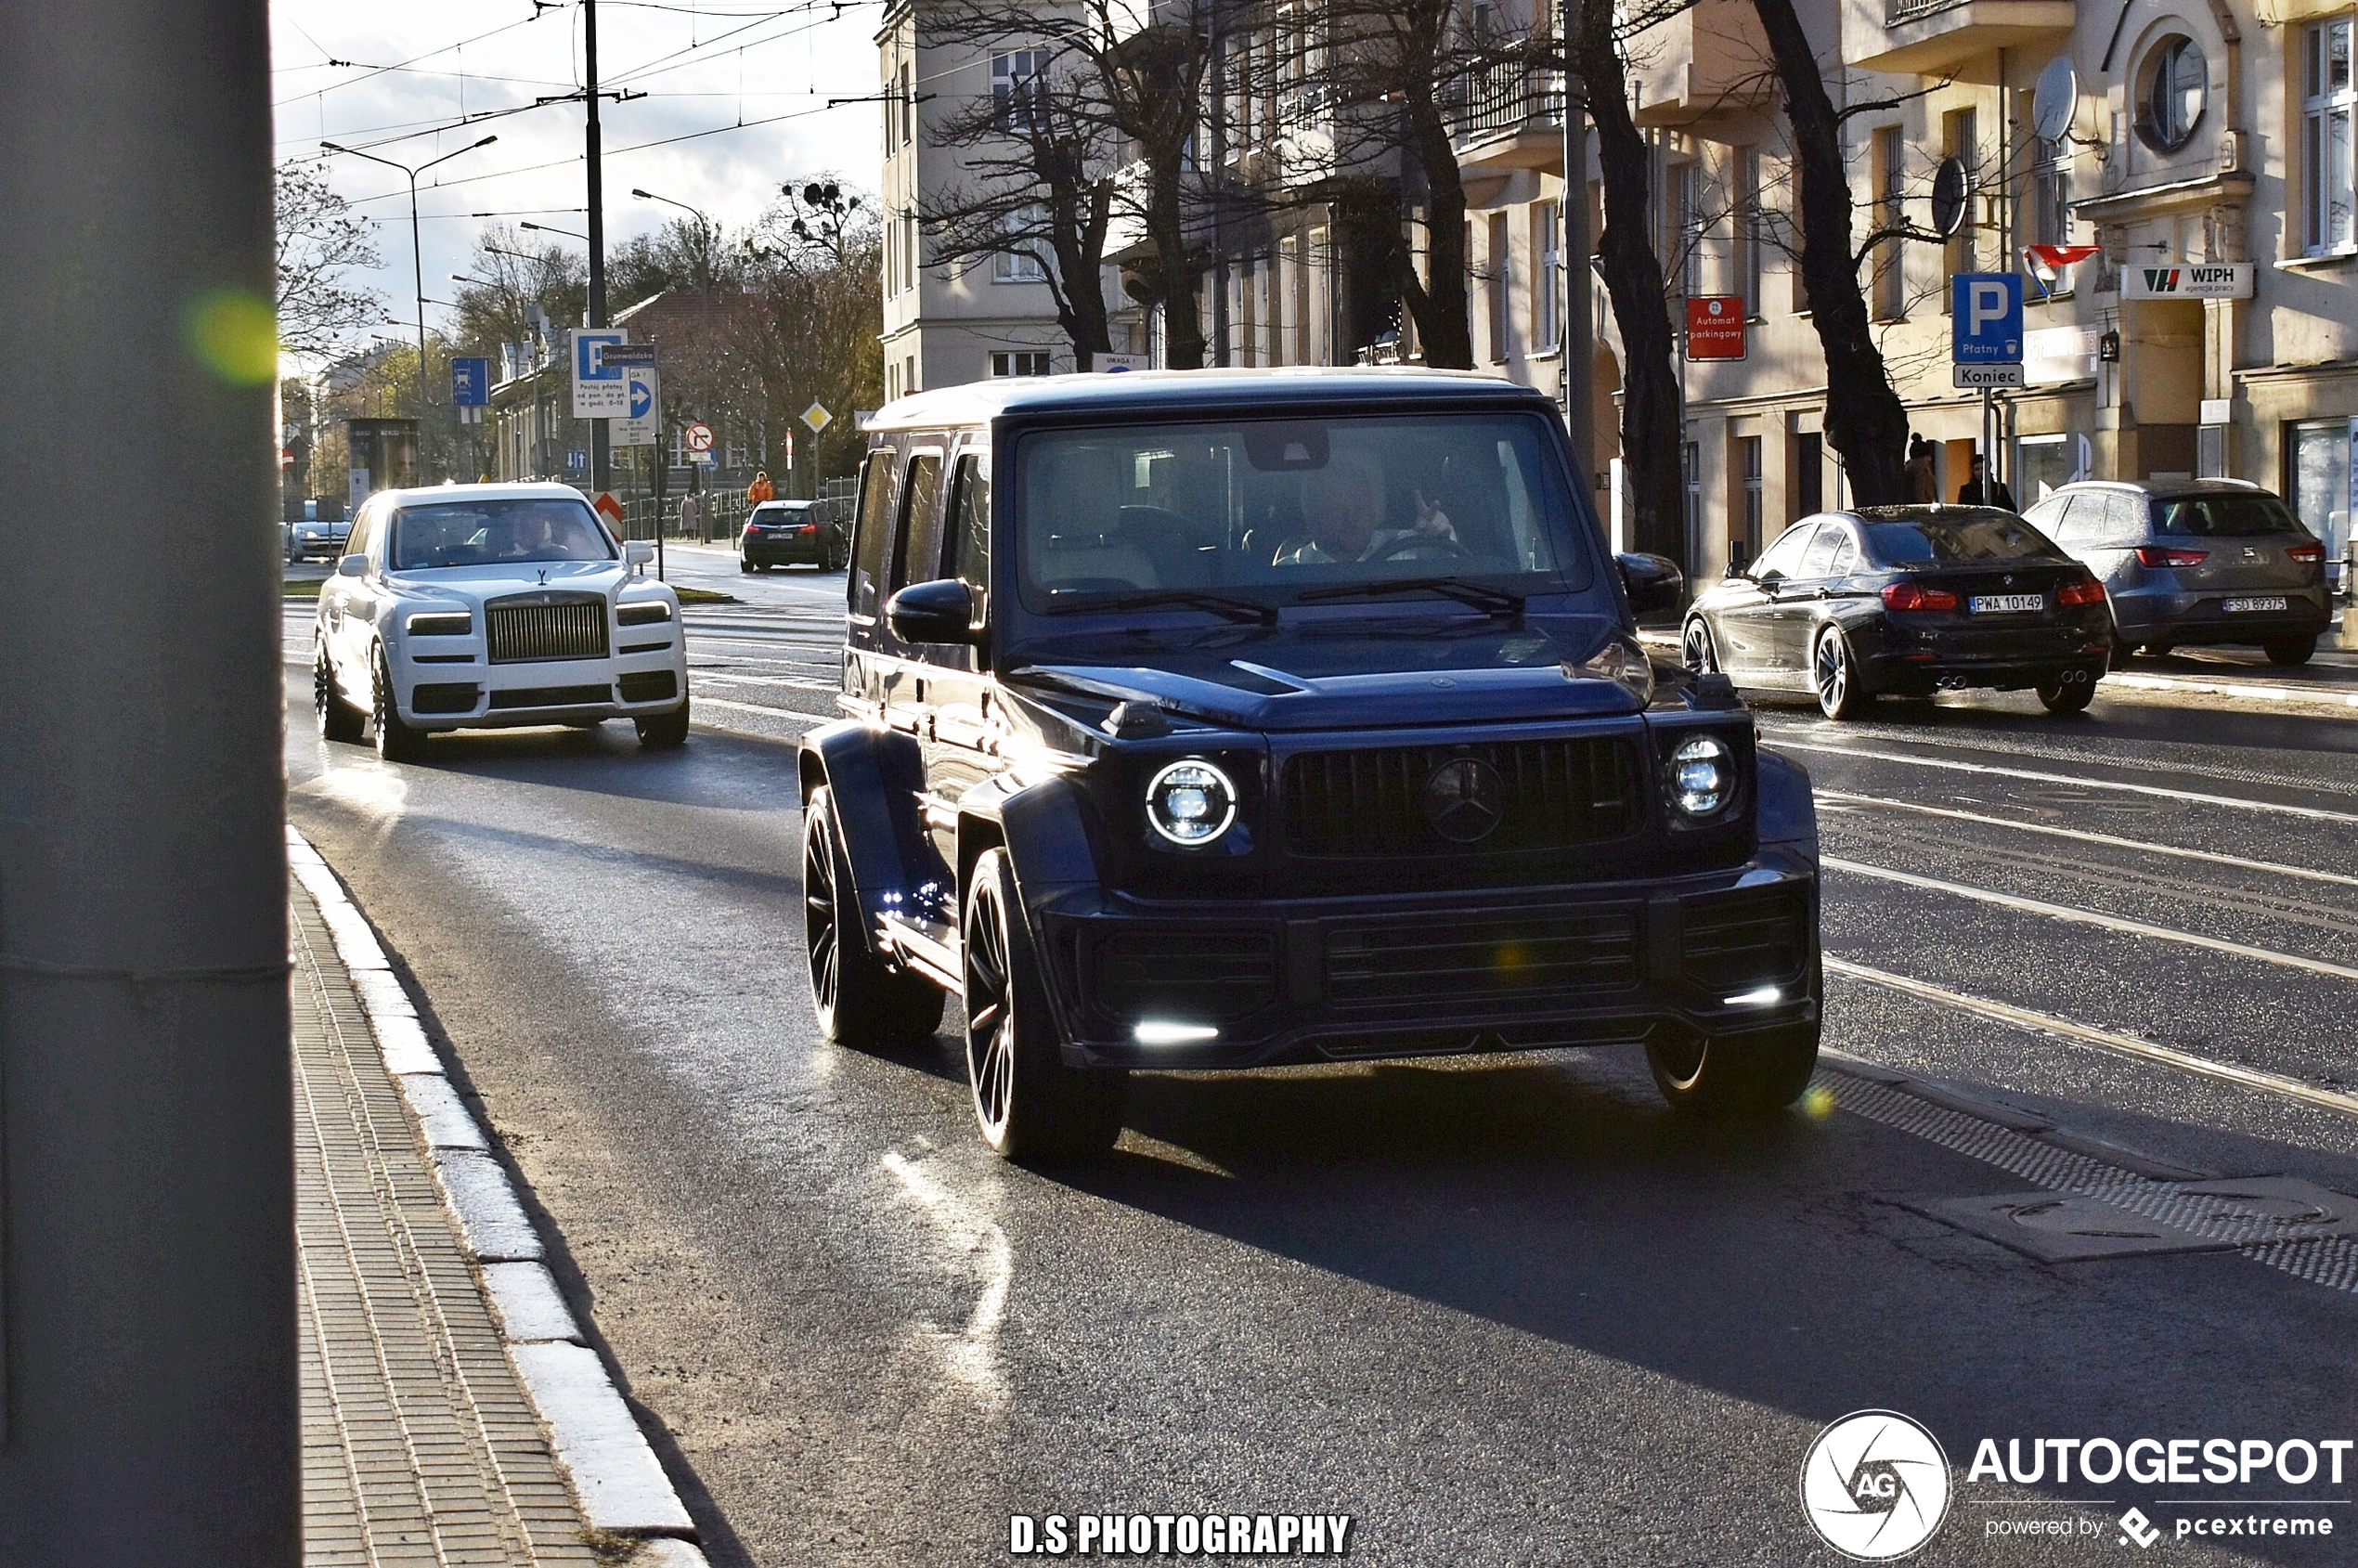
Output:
[[283, 575, 2358, 1566]]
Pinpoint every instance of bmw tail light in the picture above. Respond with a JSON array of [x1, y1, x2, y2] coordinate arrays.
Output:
[[2288, 542, 2326, 565], [1881, 580, 1960, 612], [2055, 576, 2106, 607], [2134, 546, 2209, 568]]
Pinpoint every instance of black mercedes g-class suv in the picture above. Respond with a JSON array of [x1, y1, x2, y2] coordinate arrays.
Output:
[[799, 369, 1821, 1159]]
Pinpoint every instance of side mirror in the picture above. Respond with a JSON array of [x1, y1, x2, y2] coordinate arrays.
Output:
[[1724, 560, 1750, 579], [887, 577, 981, 644], [624, 539, 654, 568], [336, 553, 369, 577], [1615, 551, 1686, 616]]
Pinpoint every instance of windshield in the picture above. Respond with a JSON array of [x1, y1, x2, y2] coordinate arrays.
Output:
[[1013, 412, 1595, 615], [2154, 494, 2303, 537], [1858, 509, 2059, 565], [388, 498, 616, 570]]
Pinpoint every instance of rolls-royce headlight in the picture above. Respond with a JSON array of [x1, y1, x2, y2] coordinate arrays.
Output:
[[1145, 759, 1237, 846], [407, 610, 473, 637], [616, 600, 673, 626], [1669, 734, 1733, 817]]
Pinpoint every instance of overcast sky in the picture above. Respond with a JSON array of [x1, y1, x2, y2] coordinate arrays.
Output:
[[272, 0, 886, 365]]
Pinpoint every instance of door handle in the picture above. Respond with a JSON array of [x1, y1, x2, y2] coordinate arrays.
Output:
[[1815, 587, 1833, 599]]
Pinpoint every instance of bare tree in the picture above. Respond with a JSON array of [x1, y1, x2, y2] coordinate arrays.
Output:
[[744, 181, 887, 488], [917, 46, 1120, 369], [275, 158, 384, 360], [449, 225, 586, 354]]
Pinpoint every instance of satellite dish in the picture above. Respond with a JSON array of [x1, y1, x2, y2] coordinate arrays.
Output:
[[2032, 56, 2079, 142], [1931, 157, 1972, 239]]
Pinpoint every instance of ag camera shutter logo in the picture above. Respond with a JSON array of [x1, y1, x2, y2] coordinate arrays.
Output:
[[1800, 1409, 1952, 1560]]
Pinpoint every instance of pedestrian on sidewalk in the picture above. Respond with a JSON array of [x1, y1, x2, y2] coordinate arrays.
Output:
[[1957, 453, 2017, 511], [1905, 436, 1939, 503], [746, 470, 774, 505], [679, 492, 698, 541]]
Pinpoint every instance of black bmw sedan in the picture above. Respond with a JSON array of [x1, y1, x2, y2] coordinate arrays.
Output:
[[1681, 506, 2114, 719]]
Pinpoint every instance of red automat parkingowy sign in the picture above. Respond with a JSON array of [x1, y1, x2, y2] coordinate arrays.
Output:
[[1686, 296, 1746, 361]]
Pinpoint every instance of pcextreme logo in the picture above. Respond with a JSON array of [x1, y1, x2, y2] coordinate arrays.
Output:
[[1801, 1410, 1954, 1560]]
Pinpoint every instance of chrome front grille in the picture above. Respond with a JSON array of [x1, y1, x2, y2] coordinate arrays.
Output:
[[486, 596, 608, 664]]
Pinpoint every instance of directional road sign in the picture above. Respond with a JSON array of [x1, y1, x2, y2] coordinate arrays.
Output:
[[570, 329, 629, 418], [450, 356, 490, 408], [1950, 274, 2023, 365], [603, 343, 660, 447]]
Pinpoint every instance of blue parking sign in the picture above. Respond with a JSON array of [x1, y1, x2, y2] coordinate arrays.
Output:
[[1951, 274, 2023, 363], [450, 356, 490, 407]]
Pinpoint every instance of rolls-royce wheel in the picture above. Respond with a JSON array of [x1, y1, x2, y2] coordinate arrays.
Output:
[[2036, 670, 2096, 714], [635, 699, 690, 749], [1646, 1021, 1820, 1118], [803, 785, 943, 1047], [370, 647, 430, 762], [316, 645, 365, 743], [1811, 627, 1872, 720], [962, 848, 1126, 1160]]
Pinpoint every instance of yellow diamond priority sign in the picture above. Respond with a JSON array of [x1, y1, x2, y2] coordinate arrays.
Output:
[[801, 401, 832, 434]]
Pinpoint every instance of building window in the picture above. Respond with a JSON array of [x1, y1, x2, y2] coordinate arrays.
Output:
[[1683, 440, 1702, 557], [2305, 19, 2355, 254], [2290, 418, 2353, 588], [903, 213, 920, 293], [992, 50, 1046, 132], [904, 354, 917, 395], [991, 351, 1053, 377], [1487, 212, 1511, 362], [2136, 36, 2207, 153], [726, 433, 748, 470], [2031, 133, 2073, 251], [900, 60, 915, 148], [994, 204, 1048, 282], [1792, 431, 1823, 520], [1673, 164, 1700, 300], [1872, 125, 1905, 320], [1735, 434, 1763, 561], [1533, 200, 1560, 351], [1731, 149, 1760, 317]]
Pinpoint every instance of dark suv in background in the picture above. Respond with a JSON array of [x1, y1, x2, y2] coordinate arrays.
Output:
[[2021, 479, 2330, 665], [797, 369, 1823, 1160], [741, 499, 847, 572]]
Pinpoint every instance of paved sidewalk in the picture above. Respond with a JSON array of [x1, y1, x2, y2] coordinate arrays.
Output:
[[292, 878, 602, 1566]]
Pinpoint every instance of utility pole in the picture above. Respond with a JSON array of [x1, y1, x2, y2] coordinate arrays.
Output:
[[586, 0, 612, 498], [1560, 11, 1592, 484], [2, 0, 296, 1559]]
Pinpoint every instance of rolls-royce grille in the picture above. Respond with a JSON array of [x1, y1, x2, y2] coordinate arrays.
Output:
[[1326, 910, 1640, 1004], [486, 597, 608, 664], [1281, 737, 1640, 858]]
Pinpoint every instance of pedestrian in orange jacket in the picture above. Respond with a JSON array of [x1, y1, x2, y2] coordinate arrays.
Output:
[[746, 471, 774, 505]]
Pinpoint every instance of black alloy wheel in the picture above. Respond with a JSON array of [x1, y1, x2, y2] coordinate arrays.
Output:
[[1812, 627, 1871, 719], [801, 785, 942, 1047], [961, 848, 1124, 1160], [316, 644, 365, 743], [1645, 1020, 1820, 1117], [2036, 670, 2096, 715], [1681, 617, 1719, 675], [370, 647, 430, 762]]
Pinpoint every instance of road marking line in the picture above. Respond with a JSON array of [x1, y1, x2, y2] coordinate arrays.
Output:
[[1826, 956, 2358, 1121], [695, 671, 841, 693], [2106, 671, 2358, 708], [692, 695, 822, 727], [1816, 790, 2358, 889], [1822, 855, 2358, 981], [1774, 739, 2358, 823]]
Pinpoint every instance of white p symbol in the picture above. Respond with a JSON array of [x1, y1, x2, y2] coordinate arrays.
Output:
[[1967, 281, 2009, 338]]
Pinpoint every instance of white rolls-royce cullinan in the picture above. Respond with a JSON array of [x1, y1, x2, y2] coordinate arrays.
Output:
[[312, 483, 691, 760]]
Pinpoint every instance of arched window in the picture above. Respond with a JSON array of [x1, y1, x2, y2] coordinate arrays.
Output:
[[2136, 35, 2208, 152]]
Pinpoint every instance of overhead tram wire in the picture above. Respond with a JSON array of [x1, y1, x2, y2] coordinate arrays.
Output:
[[270, 6, 564, 108]]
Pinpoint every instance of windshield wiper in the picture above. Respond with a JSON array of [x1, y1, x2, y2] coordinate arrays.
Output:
[[1046, 588, 1277, 627], [1293, 577, 1525, 616]]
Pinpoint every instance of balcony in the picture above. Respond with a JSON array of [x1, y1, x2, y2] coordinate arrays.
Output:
[[1445, 57, 1565, 173], [1851, 0, 2075, 76], [1628, 0, 1778, 128]]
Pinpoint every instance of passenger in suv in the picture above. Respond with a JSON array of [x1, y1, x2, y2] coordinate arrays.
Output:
[[799, 370, 1822, 1159], [2022, 479, 2330, 665]]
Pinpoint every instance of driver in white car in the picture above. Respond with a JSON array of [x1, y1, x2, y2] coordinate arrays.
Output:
[[1271, 447, 1458, 565]]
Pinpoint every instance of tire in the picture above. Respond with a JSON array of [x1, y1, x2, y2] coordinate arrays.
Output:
[[2143, 641, 2174, 658], [635, 699, 690, 749], [315, 644, 365, 743], [1681, 616, 1719, 675], [1646, 1021, 1820, 1118], [962, 848, 1126, 1160], [371, 647, 430, 762], [2036, 671, 2096, 714], [1811, 627, 1872, 719], [2264, 635, 2317, 667], [739, 556, 753, 575], [802, 785, 943, 1048]]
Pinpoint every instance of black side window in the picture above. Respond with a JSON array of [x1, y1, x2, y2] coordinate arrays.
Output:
[[948, 452, 991, 603], [1799, 525, 1845, 577], [849, 448, 900, 619], [1753, 522, 1818, 578], [893, 453, 946, 592], [347, 510, 376, 559]]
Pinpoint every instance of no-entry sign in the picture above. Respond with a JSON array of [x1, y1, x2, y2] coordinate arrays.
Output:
[[1686, 296, 1746, 360]]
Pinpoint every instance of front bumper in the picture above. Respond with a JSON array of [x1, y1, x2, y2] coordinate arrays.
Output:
[[1027, 847, 1820, 1070], [393, 648, 688, 731]]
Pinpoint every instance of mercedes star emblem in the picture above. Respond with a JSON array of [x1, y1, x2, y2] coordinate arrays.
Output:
[[1422, 758, 1506, 843]]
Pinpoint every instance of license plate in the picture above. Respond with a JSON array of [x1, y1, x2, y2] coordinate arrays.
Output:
[[1970, 594, 2044, 614], [2222, 596, 2287, 613]]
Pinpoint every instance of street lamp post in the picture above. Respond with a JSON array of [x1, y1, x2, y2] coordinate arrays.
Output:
[[322, 135, 497, 481], [630, 188, 718, 291], [519, 220, 589, 241]]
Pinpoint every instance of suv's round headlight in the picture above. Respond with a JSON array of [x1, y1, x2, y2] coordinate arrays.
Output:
[[1670, 735, 1733, 817], [1145, 759, 1237, 846]]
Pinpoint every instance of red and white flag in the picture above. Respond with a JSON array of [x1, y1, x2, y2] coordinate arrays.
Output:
[[2025, 244, 2100, 270]]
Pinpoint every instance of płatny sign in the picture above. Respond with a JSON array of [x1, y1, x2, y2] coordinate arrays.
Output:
[[569, 329, 628, 418], [603, 343, 660, 447], [2121, 262, 2255, 300], [1951, 272, 2023, 389]]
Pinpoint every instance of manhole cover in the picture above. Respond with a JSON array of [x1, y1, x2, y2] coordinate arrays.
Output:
[[1905, 1178, 2358, 1263]]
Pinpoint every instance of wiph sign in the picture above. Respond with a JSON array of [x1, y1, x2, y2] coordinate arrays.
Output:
[[2121, 262, 2254, 300]]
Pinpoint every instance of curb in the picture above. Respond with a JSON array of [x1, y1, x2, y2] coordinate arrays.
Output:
[[287, 826, 706, 1556]]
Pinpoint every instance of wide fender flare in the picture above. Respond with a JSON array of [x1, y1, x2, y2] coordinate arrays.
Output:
[[1756, 746, 1817, 855], [799, 719, 930, 948], [955, 773, 1102, 919]]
